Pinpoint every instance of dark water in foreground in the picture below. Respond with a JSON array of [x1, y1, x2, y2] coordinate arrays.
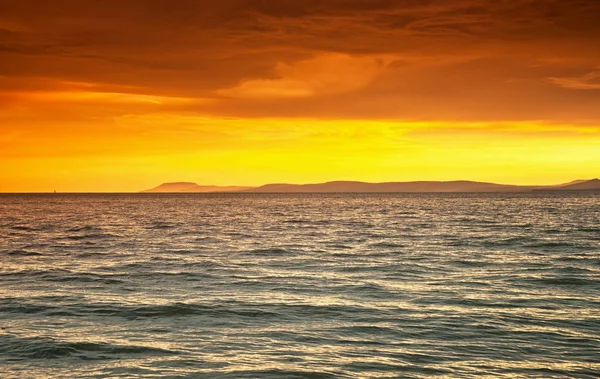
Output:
[[1, 193, 599, 378]]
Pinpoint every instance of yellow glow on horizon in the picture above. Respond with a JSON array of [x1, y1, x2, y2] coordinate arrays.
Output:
[[1, 111, 599, 192]]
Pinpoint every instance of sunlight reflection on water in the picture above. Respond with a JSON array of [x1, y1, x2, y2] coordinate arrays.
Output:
[[1, 193, 599, 378]]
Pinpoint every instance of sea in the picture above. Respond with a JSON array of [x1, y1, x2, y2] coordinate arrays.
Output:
[[1, 193, 599, 378]]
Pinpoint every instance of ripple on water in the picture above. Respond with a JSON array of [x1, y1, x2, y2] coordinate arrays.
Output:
[[0, 333, 177, 360], [0, 193, 599, 378]]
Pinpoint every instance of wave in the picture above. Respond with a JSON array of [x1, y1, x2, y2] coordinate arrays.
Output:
[[449, 259, 489, 267], [44, 273, 124, 285], [481, 237, 537, 247], [66, 225, 103, 232], [523, 241, 577, 248], [60, 233, 119, 241], [2, 249, 43, 257], [368, 242, 406, 249], [0, 333, 177, 360], [527, 277, 599, 287], [147, 221, 182, 229], [193, 236, 222, 243], [555, 256, 600, 266], [0, 269, 123, 285], [0, 298, 382, 322], [0, 299, 282, 319], [325, 244, 354, 250], [9, 225, 52, 232], [283, 219, 309, 224], [245, 248, 296, 256], [217, 369, 339, 379]]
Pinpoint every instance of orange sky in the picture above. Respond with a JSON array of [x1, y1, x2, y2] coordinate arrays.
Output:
[[1, 0, 600, 192]]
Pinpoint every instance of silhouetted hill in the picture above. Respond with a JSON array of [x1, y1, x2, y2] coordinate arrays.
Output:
[[142, 182, 253, 193], [244, 180, 540, 193], [553, 179, 590, 187], [142, 179, 599, 193], [551, 179, 600, 191]]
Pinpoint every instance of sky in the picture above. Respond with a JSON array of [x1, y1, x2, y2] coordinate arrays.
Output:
[[1, 0, 599, 192]]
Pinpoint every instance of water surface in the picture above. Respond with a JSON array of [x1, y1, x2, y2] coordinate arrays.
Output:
[[1, 193, 599, 378]]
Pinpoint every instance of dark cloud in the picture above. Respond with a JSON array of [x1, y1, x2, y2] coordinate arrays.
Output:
[[1, 0, 599, 120]]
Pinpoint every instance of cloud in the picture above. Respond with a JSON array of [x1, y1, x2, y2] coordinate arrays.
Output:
[[218, 53, 387, 98], [549, 70, 600, 90], [1, 0, 600, 120]]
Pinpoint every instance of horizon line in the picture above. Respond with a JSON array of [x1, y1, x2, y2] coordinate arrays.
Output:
[[2, 177, 598, 194]]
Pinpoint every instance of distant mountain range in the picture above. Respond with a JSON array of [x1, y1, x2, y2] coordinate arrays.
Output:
[[141, 182, 253, 193], [542, 178, 600, 191], [142, 179, 600, 193]]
